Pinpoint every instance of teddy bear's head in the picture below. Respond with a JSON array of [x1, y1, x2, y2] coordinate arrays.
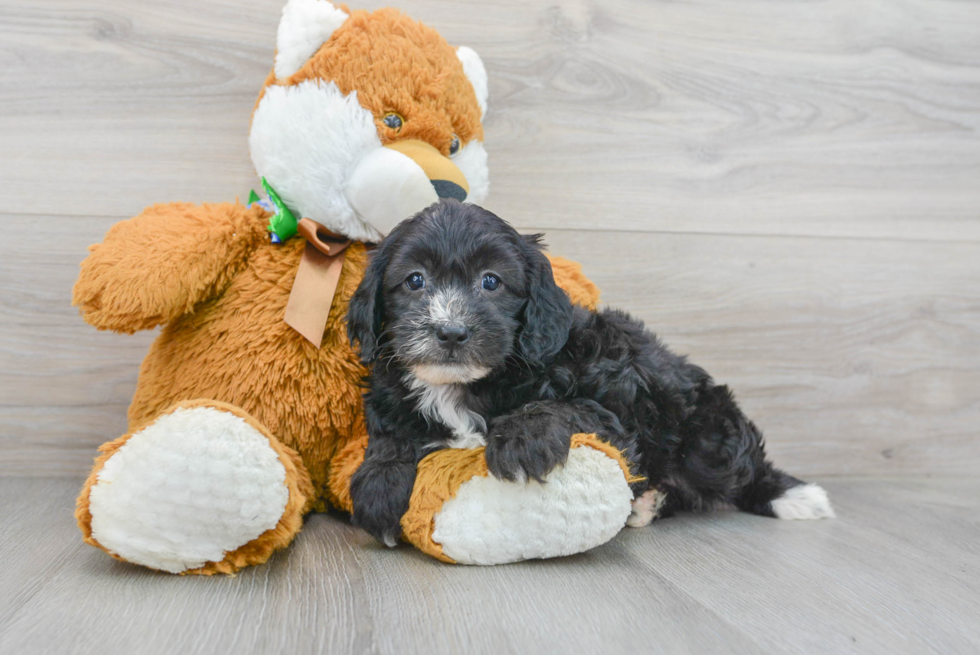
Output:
[[249, 0, 489, 242]]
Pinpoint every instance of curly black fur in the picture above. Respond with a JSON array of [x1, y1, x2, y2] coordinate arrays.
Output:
[[347, 200, 818, 546]]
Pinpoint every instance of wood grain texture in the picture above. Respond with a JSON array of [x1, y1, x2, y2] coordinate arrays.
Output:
[[1, 2, 978, 651], [0, 477, 978, 655], [542, 229, 980, 477], [3, 214, 978, 476], [0, 0, 978, 476], [1, 0, 979, 240]]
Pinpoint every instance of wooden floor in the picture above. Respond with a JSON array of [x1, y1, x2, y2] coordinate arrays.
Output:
[[1, 477, 978, 655], [1, 0, 979, 653]]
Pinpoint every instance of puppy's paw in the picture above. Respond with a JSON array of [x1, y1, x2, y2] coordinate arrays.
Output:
[[627, 488, 668, 528], [485, 405, 572, 483], [351, 505, 404, 548], [349, 460, 415, 548]]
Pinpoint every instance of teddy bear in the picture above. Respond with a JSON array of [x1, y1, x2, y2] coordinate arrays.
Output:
[[72, 0, 638, 574]]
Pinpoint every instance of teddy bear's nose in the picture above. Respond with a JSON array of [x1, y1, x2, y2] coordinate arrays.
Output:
[[431, 180, 467, 202]]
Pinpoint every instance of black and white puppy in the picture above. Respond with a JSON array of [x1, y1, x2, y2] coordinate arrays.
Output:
[[347, 200, 834, 547]]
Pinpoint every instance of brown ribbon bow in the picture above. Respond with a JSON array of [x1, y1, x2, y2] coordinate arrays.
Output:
[[283, 217, 352, 348]]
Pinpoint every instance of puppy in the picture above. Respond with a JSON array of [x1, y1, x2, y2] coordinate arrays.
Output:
[[347, 200, 834, 547]]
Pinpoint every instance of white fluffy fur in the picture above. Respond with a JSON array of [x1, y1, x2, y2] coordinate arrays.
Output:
[[411, 364, 490, 386], [453, 140, 490, 205], [428, 288, 468, 324], [771, 483, 836, 520], [404, 371, 488, 448], [456, 46, 488, 118], [452, 47, 490, 205], [250, 80, 384, 243], [275, 0, 349, 80], [87, 407, 289, 573], [433, 446, 633, 564], [627, 488, 667, 528], [254, 38, 491, 241], [345, 147, 439, 237]]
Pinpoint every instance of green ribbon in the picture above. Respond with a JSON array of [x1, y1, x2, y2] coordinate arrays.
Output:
[[250, 177, 298, 243]]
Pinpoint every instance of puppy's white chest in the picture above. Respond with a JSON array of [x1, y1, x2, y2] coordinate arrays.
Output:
[[405, 376, 486, 449]]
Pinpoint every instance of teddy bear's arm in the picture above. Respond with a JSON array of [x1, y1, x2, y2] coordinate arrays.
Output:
[[73, 202, 269, 333], [546, 254, 601, 310]]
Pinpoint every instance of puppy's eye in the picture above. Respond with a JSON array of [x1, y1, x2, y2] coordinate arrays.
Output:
[[482, 274, 500, 291], [406, 272, 425, 291], [449, 134, 461, 156], [383, 112, 404, 131]]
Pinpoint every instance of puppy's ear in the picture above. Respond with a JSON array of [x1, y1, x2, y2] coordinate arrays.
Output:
[[519, 234, 573, 366], [347, 246, 389, 364]]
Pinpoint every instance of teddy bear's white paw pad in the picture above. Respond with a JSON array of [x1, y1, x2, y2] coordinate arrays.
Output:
[[431, 447, 633, 565], [88, 407, 289, 573]]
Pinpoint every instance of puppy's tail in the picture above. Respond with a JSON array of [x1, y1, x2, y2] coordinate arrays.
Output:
[[677, 384, 835, 520], [735, 464, 836, 520]]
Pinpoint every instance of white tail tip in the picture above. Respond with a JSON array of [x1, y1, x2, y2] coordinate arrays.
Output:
[[771, 483, 836, 520]]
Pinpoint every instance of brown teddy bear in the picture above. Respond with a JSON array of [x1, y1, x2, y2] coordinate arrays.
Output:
[[72, 0, 636, 574]]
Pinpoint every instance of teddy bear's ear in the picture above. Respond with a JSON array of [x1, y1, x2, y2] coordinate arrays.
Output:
[[456, 46, 488, 119], [275, 0, 350, 80]]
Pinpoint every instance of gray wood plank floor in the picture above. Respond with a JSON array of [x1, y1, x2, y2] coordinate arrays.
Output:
[[0, 477, 977, 655], [1, 1, 979, 653]]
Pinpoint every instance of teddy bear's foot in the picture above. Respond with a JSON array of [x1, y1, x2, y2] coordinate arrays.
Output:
[[401, 434, 637, 565], [76, 400, 312, 574]]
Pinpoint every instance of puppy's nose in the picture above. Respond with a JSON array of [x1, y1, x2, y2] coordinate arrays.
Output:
[[436, 323, 470, 345]]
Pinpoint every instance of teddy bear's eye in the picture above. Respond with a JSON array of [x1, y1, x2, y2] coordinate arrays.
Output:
[[449, 134, 461, 156], [383, 112, 404, 131]]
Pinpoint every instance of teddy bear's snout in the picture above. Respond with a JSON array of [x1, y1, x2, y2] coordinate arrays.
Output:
[[384, 138, 470, 201], [345, 138, 473, 236]]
